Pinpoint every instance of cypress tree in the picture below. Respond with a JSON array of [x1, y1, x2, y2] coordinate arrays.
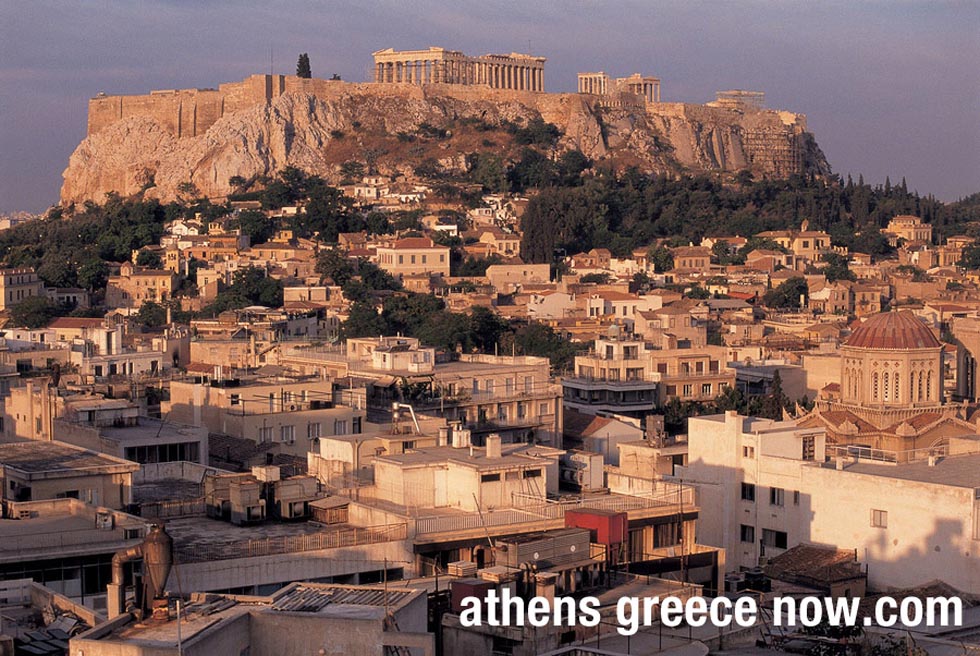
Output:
[[296, 53, 312, 78]]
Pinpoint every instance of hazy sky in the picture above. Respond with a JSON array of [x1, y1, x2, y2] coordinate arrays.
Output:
[[1, 0, 978, 213]]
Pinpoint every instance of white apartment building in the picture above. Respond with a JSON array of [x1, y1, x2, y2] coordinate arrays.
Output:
[[680, 412, 980, 593]]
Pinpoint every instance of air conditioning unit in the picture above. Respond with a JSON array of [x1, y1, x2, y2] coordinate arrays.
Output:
[[280, 500, 308, 520], [724, 572, 746, 593]]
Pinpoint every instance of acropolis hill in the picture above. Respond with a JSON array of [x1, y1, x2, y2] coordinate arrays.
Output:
[[62, 61, 829, 205]]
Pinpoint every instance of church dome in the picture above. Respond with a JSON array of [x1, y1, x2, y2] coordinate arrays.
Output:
[[845, 311, 940, 350]]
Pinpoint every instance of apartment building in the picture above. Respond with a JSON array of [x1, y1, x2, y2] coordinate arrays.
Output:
[[681, 412, 980, 593], [0, 268, 43, 311], [167, 374, 365, 458], [281, 336, 563, 447], [564, 337, 734, 414]]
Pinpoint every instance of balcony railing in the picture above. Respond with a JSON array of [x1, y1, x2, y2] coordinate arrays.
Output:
[[414, 486, 696, 537], [827, 444, 949, 464], [562, 376, 659, 390]]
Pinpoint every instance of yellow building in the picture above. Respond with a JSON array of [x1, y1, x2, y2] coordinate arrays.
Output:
[[105, 261, 177, 308], [375, 237, 450, 278]]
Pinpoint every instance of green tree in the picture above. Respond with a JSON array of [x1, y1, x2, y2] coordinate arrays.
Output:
[[960, 240, 980, 269], [10, 296, 59, 329], [764, 277, 808, 310], [136, 250, 162, 268], [78, 259, 109, 292], [580, 272, 612, 284], [298, 182, 353, 241], [37, 259, 79, 288], [232, 209, 276, 245], [821, 252, 856, 282], [761, 370, 789, 420], [296, 53, 312, 78], [341, 301, 386, 338], [209, 267, 283, 312], [382, 294, 446, 336], [469, 306, 508, 352], [315, 248, 356, 285], [137, 301, 168, 327], [648, 245, 674, 273]]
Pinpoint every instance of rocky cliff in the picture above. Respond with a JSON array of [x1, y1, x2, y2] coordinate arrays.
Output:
[[61, 79, 829, 205]]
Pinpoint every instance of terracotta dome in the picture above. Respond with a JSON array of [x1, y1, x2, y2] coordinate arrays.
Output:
[[845, 311, 941, 350]]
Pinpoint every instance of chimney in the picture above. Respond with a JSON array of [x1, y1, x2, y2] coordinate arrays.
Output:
[[452, 427, 472, 449], [725, 410, 742, 432], [486, 433, 502, 459], [438, 426, 449, 447], [835, 456, 846, 470]]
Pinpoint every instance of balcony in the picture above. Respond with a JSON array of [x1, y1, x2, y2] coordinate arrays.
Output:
[[562, 376, 659, 391]]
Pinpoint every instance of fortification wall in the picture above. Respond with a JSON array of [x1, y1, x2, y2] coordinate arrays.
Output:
[[88, 74, 291, 137], [86, 74, 572, 138]]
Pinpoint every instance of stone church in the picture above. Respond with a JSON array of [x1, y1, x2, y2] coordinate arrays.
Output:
[[798, 310, 976, 455]]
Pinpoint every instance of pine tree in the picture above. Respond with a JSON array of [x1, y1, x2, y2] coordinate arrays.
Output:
[[296, 53, 312, 79]]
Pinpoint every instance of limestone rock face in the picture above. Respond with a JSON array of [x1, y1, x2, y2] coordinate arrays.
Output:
[[61, 84, 828, 205]]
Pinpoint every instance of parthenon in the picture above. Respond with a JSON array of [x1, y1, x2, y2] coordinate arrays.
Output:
[[577, 72, 661, 103], [372, 47, 546, 91]]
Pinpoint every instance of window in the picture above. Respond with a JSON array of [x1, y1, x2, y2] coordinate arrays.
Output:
[[334, 419, 348, 435], [307, 422, 321, 440], [539, 402, 549, 416], [259, 427, 274, 443], [740, 525, 755, 543], [762, 529, 788, 550], [522, 469, 541, 478], [481, 473, 501, 483], [742, 446, 755, 459], [802, 435, 815, 461], [701, 383, 712, 396], [352, 416, 362, 434], [740, 483, 755, 501], [871, 509, 888, 528], [280, 425, 295, 443], [770, 487, 785, 507], [682, 384, 693, 397], [793, 490, 800, 505]]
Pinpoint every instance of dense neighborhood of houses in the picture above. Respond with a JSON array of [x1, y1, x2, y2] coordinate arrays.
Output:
[[1, 183, 980, 655]]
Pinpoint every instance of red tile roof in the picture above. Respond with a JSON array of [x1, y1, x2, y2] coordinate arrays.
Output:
[[845, 311, 940, 350], [49, 317, 105, 329]]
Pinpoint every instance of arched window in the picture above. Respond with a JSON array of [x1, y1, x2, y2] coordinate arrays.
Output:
[[910, 372, 915, 403], [926, 370, 933, 401], [894, 373, 900, 402], [872, 372, 879, 401], [918, 371, 924, 402], [883, 372, 890, 401]]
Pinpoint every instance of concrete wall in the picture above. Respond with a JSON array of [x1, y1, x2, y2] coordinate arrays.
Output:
[[805, 464, 980, 593], [165, 540, 414, 593]]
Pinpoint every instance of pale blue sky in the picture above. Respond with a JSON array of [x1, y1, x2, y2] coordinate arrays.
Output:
[[1, 0, 977, 212]]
